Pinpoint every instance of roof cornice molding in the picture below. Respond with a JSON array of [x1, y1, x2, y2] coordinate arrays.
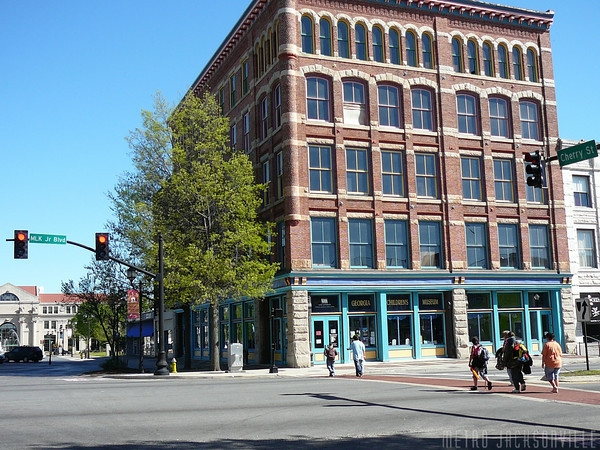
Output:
[[189, 0, 553, 94]]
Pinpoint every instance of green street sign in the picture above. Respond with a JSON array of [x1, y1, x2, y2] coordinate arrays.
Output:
[[557, 140, 597, 166], [29, 233, 67, 245]]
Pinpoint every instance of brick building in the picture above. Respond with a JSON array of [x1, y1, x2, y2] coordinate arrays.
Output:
[[186, 0, 573, 368]]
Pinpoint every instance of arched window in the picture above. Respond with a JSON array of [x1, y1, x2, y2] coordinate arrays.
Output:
[[343, 80, 367, 125], [306, 76, 331, 122], [452, 37, 463, 72], [271, 25, 279, 61], [457, 93, 478, 135], [489, 97, 510, 138], [482, 42, 494, 77], [422, 33, 433, 69], [372, 25, 385, 62], [389, 28, 401, 65], [512, 47, 524, 81], [378, 85, 401, 128], [319, 18, 332, 56], [355, 23, 368, 60], [467, 40, 479, 74], [526, 48, 538, 82], [411, 88, 434, 131], [520, 100, 540, 140], [301, 15, 314, 54], [498, 44, 509, 79], [0, 292, 19, 301], [406, 30, 418, 67], [337, 21, 350, 58]]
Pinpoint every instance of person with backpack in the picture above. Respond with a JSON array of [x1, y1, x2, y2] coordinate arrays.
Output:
[[468, 337, 492, 391], [324, 343, 338, 377], [502, 334, 528, 393]]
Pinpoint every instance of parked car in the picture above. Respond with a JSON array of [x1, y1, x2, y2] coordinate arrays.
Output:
[[4, 346, 44, 362], [0, 353, 5, 364]]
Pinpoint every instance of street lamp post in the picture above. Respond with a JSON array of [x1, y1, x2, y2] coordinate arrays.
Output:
[[155, 235, 169, 375]]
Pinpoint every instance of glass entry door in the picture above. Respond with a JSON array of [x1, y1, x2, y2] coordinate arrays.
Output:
[[312, 316, 341, 364]]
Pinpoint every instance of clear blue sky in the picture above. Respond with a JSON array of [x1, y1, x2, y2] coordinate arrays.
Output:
[[1, 1, 598, 293]]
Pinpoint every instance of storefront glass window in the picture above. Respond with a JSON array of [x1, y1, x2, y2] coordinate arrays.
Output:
[[468, 313, 492, 342], [497, 292, 522, 308], [388, 315, 412, 346], [246, 322, 255, 349], [467, 293, 491, 310], [499, 312, 524, 340], [528, 292, 549, 308], [349, 315, 376, 347], [420, 314, 445, 345], [244, 302, 255, 318]]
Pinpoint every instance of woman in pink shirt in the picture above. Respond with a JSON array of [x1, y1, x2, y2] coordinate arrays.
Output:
[[541, 332, 562, 393]]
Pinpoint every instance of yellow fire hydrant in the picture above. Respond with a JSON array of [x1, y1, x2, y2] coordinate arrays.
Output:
[[170, 357, 177, 373]]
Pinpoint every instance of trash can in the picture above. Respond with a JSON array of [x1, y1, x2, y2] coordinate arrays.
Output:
[[228, 343, 243, 372]]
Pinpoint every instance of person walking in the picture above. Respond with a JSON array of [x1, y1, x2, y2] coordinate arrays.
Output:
[[468, 337, 493, 391], [495, 330, 514, 386], [541, 332, 562, 393], [503, 334, 527, 393], [350, 334, 366, 377], [324, 343, 338, 377]]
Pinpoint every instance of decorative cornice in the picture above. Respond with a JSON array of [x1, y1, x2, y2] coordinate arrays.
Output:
[[189, 0, 554, 95]]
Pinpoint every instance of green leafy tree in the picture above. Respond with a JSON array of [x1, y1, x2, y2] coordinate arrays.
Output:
[[154, 93, 278, 371], [62, 261, 129, 359]]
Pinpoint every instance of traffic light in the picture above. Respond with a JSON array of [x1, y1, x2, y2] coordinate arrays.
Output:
[[14, 230, 28, 259], [524, 150, 544, 188], [95, 233, 110, 260]]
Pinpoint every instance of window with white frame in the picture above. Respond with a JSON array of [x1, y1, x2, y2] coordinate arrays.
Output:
[[346, 148, 369, 194], [262, 159, 270, 206], [273, 84, 282, 129], [343, 81, 366, 125], [419, 221, 442, 268], [457, 94, 478, 135], [385, 220, 409, 268], [243, 112, 250, 153], [461, 156, 482, 201], [529, 224, 550, 269], [416, 153, 437, 198], [498, 223, 520, 269], [349, 218, 373, 268], [577, 229, 597, 268], [260, 96, 269, 140], [306, 77, 330, 121], [378, 85, 400, 128], [311, 218, 337, 268], [466, 222, 488, 269], [573, 175, 592, 207], [520, 100, 540, 140], [489, 97, 510, 138], [275, 151, 284, 199], [381, 150, 404, 196], [309, 145, 333, 193], [412, 89, 433, 131], [494, 159, 514, 202]]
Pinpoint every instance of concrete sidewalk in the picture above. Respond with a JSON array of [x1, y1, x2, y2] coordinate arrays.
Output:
[[112, 354, 600, 384]]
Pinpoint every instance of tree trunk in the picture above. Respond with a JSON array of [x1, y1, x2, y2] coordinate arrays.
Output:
[[209, 303, 221, 371]]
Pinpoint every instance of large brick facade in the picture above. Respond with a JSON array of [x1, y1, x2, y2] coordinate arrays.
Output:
[[187, 0, 573, 368]]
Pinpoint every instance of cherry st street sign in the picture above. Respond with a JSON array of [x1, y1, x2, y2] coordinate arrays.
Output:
[[557, 140, 597, 167]]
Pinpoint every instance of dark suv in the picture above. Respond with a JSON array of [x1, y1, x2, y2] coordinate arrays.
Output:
[[4, 346, 44, 362]]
